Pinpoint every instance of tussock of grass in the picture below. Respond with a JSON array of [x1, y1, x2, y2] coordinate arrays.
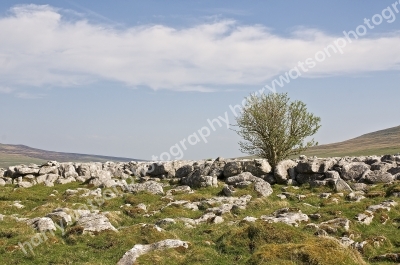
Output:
[[248, 237, 366, 265]]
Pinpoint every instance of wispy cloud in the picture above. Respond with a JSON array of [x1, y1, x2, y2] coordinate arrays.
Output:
[[16, 92, 45, 99], [0, 4, 400, 92], [0, 86, 14, 93]]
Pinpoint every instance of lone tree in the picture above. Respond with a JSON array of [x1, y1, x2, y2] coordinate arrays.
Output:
[[235, 92, 321, 168]]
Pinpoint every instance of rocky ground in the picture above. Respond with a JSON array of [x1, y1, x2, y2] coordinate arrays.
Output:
[[0, 155, 400, 264]]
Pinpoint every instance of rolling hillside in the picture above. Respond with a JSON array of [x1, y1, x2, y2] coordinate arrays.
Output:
[[0, 143, 142, 168], [301, 125, 400, 158]]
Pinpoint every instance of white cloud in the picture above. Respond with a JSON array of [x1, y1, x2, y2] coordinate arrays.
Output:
[[15, 92, 45, 99], [0, 86, 14, 93], [0, 4, 400, 92]]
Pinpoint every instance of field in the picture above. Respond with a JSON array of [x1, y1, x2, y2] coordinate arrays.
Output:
[[0, 180, 399, 264]]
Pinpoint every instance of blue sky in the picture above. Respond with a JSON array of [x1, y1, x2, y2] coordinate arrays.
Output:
[[0, 0, 399, 160]]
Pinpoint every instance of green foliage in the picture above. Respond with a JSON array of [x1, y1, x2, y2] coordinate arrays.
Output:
[[235, 93, 321, 167]]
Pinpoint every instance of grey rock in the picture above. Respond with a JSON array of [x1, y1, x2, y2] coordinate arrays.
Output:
[[351, 183, 369, 191], [235, 180, 252, 188], [156, 218, 176, 227], [319, 218, 350, 232], [59, 163, 78, 179], [0, 178, 6, 186], [223, 161, 243, 178], [254, 180, 273, 197], [355, 211, 374, 225], [296, 173, 324, 185], [117, 239, 189, 265], [370, 162, 394, 172], [261, 208, 309, 227], [125, 181, 164, 195], [242, 159, 272, 177], [56, 177, 76, 185], [16, 167, 40, 175], [166, 185, 192, 196], [222, 185, 236, 196], [263, 174, 276, 185], [388, 166, 400, 175], [296, 158, 335, 173], [209, 157, 226, 178], [274, 160, 297, 184], [367, 200, 397, 212], [225, 172, 258, 185], [333, 178, 353, 192], [175, 165, 194, 179], [27, 217, 56, 232], [181, 170, 217, 189], [325, 171, 340, 179], [38, 166, 58, 175], [46, 209, 73, 226], [341, 162, 370, 181], [17, 181, 34, 188], [76, 163, 102, 179], [76, 213, 117, 234], [148, 161, 188, 178], [361, 170, 394, 184]]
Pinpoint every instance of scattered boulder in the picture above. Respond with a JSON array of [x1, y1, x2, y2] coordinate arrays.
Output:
[[225, 172, 258, 185], [117, 239, 189, 265], [181, 170, 217, 189], [341, 162, 370, 181], [355, 211, 374, 225], [46, 209, 73, 226], [209, 157, 226, 178], [254, 180, 273, 197], [296, 158, 335, 173], [274, 160, 297, 184], [361, 170, 394, 184], [296, 173, 324, 185], [76, 213, 117, 234], [125, 181, 164, 195], [261, 208, 309, 227], [175, 165, 194, 179], [27, 217, 56, 232], [223, 161, 242, 178], [16, 166, 40, 175]]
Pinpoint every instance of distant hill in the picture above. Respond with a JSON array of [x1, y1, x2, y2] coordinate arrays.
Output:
[[301, 125, 400, 158], [0, 143, 143, 168]]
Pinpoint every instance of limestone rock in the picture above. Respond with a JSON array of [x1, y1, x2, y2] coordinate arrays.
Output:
[[296, 173, 324, 185], [261, 208, 309, 227], [76, 213, 117, 234], [46, 209, 73, 226], [254, 180, 273, 197], [117, 239, 189, 265], [341, 162, 370, 181], [361, 170, 394, 184], [181, 171, 217, 189], [355, 211, 374, 225], [16, 166, 40, 175], [38, 166, 58, 175], [175, 165, 194, 179], [125, 181, 164, 195], [223, 161, 242, 178], [296, 158, 335, 173], [27, 217, 56, 232], [225, 172, 258, 185], [274, 160, 297, 184]]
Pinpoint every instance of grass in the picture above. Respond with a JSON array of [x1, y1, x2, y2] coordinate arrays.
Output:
[[0, 180, 399, 264]]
